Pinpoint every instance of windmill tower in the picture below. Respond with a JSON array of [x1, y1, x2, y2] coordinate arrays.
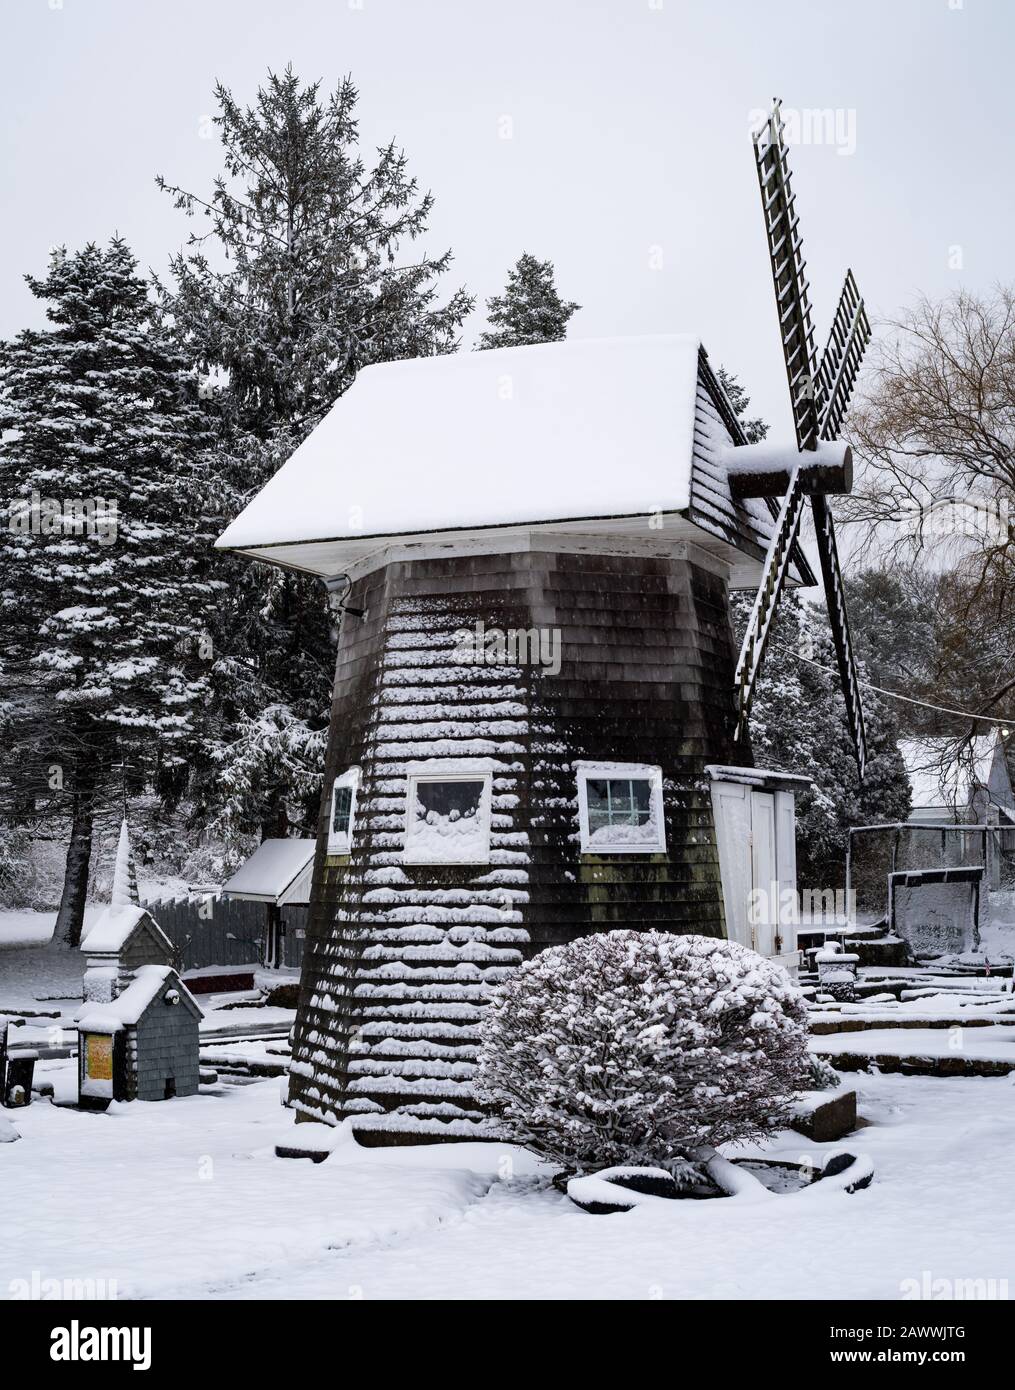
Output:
[[215, 100, 872, 1143]]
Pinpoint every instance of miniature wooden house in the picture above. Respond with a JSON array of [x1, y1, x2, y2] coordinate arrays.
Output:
[[77, 822, 203, 1107], [78, 966, 203, 1106]]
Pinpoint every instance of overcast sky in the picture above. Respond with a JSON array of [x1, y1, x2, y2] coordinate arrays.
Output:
[[2, 0, 1011, 445]]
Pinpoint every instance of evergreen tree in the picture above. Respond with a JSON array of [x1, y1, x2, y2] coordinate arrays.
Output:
[[717, 366, 768, 444], [0, 240, 219, 942], [847, 566, 1015, 740], [157, 67, 472, 438], [156, 68, 473, 851], [477, 253, 580, 350], [730, 590, 911, 888], [719, 364, 909, 885]]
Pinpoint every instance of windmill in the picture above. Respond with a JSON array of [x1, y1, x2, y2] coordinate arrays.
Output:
[[732, 99, 871, 779], [216, 97, 876, 1143]]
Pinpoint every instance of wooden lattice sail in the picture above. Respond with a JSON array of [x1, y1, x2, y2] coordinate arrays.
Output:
[[737, 100, 871, 777]]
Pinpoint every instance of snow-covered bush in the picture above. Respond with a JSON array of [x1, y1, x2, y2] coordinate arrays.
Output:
[[475, 930, 811, 1176], [808, 1054, 842, 1091]]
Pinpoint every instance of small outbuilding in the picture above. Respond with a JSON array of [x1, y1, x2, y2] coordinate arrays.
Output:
[[76, 820, 203, 1108], [899, 730, 1015, 827], [78, 965, 202, 1106], [221, 838, 315, 968]]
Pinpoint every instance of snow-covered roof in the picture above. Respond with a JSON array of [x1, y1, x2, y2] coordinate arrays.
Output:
[[216, 336, 709, 573], [80, 904, 171, 957], [77, 966, 202, 1033], [706, 764, 814, 792], [222, 839, 316, 905], [899, 734, 999, 811]]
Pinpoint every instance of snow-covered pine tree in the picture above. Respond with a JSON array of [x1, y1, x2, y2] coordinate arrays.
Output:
[[156, 68, 473, 849], [730, 589, 911, 888], [717, 366, 768, 444], [0, 239, 219, 943], [477, 253, 580, 350], [716, 363, 910, 885]]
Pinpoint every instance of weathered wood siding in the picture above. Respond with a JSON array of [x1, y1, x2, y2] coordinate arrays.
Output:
[[287, 545, 744, 1142]]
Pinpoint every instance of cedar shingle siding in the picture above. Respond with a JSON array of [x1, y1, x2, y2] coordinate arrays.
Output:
[[289, 540, 745, 1141], [130, 995, 200, 1102]]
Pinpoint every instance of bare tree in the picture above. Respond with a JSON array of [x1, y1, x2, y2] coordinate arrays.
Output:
[[840, 288, 1015, 782], [846, 286, 1015, 580]]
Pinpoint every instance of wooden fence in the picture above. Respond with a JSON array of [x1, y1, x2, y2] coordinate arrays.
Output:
[[141, 893, 308, 972]]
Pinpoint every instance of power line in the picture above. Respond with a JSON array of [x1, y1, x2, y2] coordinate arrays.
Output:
[[776, 643, 1013, 731]]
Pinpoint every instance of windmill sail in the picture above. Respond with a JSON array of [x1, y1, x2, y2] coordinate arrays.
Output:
[[818, 269, 872, 442], [753, 101, 821, 453], [733, 466, 808, 744], [739, 101, 870, 777], [811, 493, 868, 779]]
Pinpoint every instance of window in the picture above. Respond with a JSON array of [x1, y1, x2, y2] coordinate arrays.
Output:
[[577, 763, 666, 854], [328, 767, 360, 854], [404, 764, 493, 864]]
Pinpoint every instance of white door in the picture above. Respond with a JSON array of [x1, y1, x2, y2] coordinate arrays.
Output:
[[711, 781, 752, 948], [750, 791, 778, 956], [774, 791, 798, 955], [711, 778, 800, 959]]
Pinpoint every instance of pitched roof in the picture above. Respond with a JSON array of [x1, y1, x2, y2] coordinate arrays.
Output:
[[222, 838, 316, 905], [899, 733, 1001, 810], [214, 336, 788, 583], [77, 966, 202, 1033], [110, 819, 140, 910], [80, 905, 171, 956]]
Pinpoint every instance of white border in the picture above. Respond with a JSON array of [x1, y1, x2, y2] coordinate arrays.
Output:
[[403, 764, 493, 865], [327, 766, 360, 855], [576, 762, 666, 855]]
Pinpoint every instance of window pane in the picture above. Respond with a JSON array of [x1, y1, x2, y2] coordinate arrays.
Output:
[[583, 776, 659, 848], [625, 780, 652, 825], [406, 777, 490, 863], [586, 779, 611, 832], [415, 780, 482, 823], [586, 778, 651, 827], [332, 785, 353, 836]]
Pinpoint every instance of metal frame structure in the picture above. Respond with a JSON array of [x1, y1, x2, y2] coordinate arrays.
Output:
[[845, 821, 1001, 903]]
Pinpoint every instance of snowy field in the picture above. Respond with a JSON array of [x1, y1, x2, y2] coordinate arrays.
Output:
[[3, 1069, 1013, 1300]]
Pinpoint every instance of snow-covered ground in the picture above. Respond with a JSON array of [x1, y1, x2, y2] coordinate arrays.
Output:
[[0, 921, 98, 1020], [3, 1069, 1013, 1300], [1, 916, 293, 1035], [814, 1026, 1015, 1062], [6, 908, 1015, 1300]]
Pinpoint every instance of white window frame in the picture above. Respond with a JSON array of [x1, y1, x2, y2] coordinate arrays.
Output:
[[327, 766, 360, 855], [403, 760, 494, 865], [576, 762, 666, 855]]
